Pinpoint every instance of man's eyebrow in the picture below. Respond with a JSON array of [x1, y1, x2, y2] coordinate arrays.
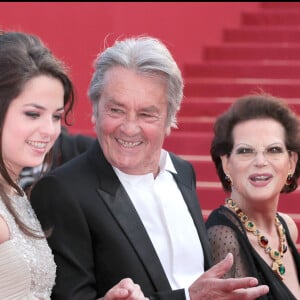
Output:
[[141, 105, 160, 112], [105, 98, 125, 107]]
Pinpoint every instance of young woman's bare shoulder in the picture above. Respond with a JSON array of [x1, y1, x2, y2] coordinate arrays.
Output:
[[0, 215, 9, 243]]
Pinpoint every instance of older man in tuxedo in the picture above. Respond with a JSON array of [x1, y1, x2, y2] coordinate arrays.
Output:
[[31, 36, 269, 300]]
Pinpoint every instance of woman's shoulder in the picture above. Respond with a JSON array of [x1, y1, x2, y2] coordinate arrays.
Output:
[[206, 205, 232, 225], [0, 198, 13, 243], [278, 212, 298, 244], [0, 214, 10, 243]]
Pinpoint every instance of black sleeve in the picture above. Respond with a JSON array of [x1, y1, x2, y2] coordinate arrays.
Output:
[[31, 175, 98, 300]]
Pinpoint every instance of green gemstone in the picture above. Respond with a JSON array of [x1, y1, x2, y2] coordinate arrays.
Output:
[[248, 222, 254, 227], [274, 251, 280, 257], [279, 265, 285, 275]]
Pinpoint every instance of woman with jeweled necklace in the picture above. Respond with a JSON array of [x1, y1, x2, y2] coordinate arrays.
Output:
[[206, 93, 300, 299]]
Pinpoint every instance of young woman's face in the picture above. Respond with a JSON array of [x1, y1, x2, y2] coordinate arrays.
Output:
[[221, 118, 298, 205], [2, 75, 65, 178]]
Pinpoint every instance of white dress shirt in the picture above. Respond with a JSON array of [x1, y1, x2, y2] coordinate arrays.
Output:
[[113, 149, 204, 296]]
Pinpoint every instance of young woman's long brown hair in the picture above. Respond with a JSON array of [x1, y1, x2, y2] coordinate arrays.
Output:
[[0, 31, 75, 237]]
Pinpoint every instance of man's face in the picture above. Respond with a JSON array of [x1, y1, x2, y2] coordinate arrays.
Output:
[[94, 66, 170, 175]]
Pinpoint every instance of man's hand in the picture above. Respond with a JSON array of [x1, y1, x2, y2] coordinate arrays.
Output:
[[189, 253, 269, 300]]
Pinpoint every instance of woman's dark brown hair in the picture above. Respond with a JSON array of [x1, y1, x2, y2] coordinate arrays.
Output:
[[0, 31, 75, 237], [211, 93, 300, 193]]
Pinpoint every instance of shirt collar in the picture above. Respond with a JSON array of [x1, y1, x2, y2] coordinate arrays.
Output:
[[113, 149, 177, 184], [160, 149, 177, 175]]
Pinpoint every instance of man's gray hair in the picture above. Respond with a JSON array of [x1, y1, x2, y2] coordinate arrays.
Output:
[[88, 36, 184, 128]]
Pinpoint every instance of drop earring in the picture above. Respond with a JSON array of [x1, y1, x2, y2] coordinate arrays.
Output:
[[286, 173, 293, 185], [225, 174, 233, 186]]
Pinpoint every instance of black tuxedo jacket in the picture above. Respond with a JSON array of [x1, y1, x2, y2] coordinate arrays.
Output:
[[30, 141, 213, 300]]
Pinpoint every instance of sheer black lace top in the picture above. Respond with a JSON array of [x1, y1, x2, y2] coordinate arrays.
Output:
[[205, 205, 300, 300]]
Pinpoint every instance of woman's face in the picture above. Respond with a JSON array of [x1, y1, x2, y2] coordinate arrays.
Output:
[[221, 118, 298, 205], [2, 75, 65, 178]]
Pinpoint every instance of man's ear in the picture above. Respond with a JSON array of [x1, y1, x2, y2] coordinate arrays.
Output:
[[165, 126, 171, 136]]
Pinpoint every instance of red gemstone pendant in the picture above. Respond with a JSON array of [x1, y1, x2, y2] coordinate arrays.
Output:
[[259, 235, 268, 247]]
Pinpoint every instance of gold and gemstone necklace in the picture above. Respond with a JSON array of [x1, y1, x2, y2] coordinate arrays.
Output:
[[225, 198, 287, 280]]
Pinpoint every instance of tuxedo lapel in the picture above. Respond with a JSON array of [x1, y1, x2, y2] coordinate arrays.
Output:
[[88, 143, 171, 290], [170, 154, 213, 270], [97, 185, 172, 291]]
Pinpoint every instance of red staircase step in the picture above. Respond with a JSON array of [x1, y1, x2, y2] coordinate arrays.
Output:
[[191, 159, 219, 182], [184, 78, 300, 98], [197, 184, 231, 210], [163, 131, 213, 155], [204, 44, 300, 61], [261, 2, 300, 9], [179, 97, 233, 117], [184, 61, 300, 79], [179, 97, 300, 117], [177, 98, 300, 132], [242, 11, 300, 26], [179, 155, 218, 181], [177, 116, 215, 132], [223, 27, 300, 43]]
